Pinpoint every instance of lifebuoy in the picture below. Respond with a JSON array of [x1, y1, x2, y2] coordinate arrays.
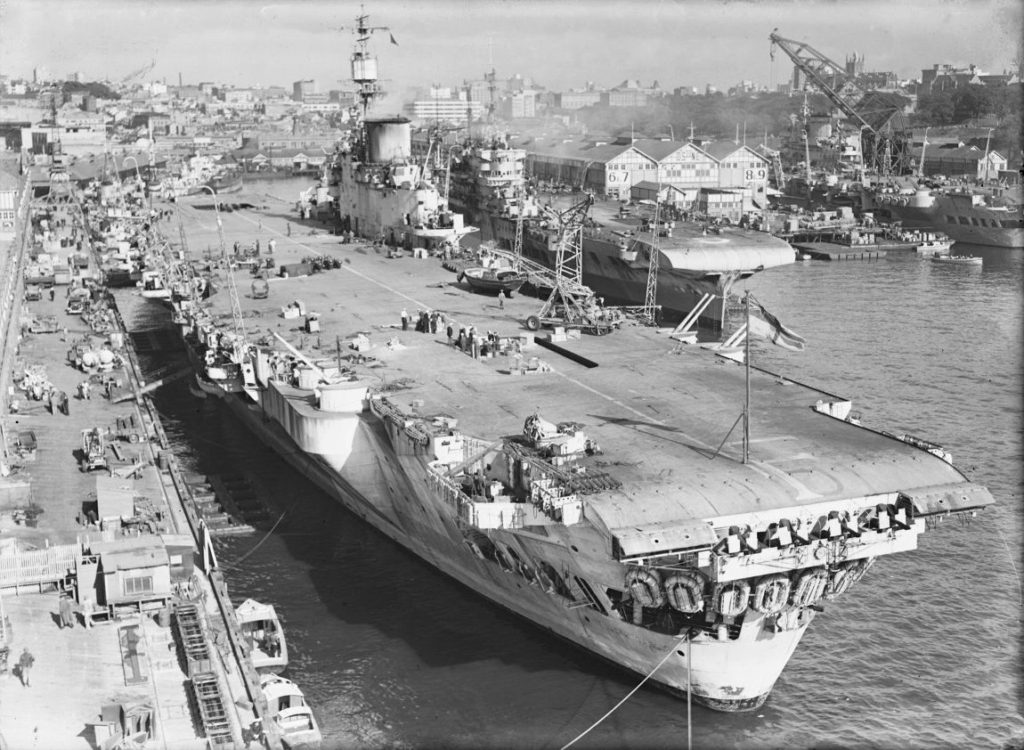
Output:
[[494, 545, 516, 573], [825, 559, 868, 599], [664, 571, 706, 613], [625, 567, 664, 608], [751, 574, 791, 615], [790, 568, 828, 608], [517, 559, 538, 584], [715, 580, 751, 617]]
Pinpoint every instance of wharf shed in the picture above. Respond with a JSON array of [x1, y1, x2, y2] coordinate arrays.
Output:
[[91, 537, 172, 611], [629, 180, 688, 206], [700, 142, 771, 210], [695, 187, 745, 221], [0, 169, 19, 239], [527, 141, 641, 197], [633, 139, 719, 199], [912, 145, 1007, 179], [526, 138, 767, 205]]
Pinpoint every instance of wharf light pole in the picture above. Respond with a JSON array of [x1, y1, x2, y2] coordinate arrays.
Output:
[[982, 127, 994, 184], [122, 155, 142, 183]]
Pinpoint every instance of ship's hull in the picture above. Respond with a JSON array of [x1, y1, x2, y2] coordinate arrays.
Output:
[[204, 174, 243, 195], [202, 381, 810, 711]]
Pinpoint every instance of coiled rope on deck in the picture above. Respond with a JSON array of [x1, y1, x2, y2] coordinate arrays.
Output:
[[558, 638, 684, 750]]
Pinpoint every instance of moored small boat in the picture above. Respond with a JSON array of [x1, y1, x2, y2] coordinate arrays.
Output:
[[236, 598, 288, 673], [457, 266, 527, 296], [260, 674, 322, 749], [932, 254, 982, 265]]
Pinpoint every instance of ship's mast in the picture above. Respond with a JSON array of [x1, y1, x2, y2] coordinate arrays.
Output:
[[485, 35, 497, 125], [348, 7, 389, 121]]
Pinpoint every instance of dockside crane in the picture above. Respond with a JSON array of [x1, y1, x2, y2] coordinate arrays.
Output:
[[120, 59, 156, 88], [641, 192, 661, 326], [769, 30, 911, 175], [525, 194, 619, 335]]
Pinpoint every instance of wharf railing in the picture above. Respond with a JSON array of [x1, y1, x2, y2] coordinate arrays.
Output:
[[0, 542, 81, 592], [0, 178, 33, 464]]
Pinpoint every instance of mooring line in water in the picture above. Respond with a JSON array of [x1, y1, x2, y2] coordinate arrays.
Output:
[[558, 638, 685, 750], [995, 520, 1023, 608], [222, 505, 292, 570]]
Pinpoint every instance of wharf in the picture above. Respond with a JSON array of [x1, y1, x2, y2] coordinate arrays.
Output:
[[0, 189, 282, 749]]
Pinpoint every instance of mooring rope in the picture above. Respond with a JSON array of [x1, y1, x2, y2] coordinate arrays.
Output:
[[221, 505, 291, 570], [995, 519, 1023, 608], [559, 638, 684, 750]]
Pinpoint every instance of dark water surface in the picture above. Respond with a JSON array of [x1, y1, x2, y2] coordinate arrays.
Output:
[[130, 183, 1022, 749]]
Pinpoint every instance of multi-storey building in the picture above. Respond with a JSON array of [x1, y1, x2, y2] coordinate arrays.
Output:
[[292, 79, 317, 102], [558, 90, 602, 110]]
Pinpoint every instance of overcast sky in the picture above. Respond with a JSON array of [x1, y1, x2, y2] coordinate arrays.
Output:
[[2, 0, 1021, 101]]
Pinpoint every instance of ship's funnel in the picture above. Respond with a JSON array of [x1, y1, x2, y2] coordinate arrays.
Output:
[[365, 117, 411, 163]]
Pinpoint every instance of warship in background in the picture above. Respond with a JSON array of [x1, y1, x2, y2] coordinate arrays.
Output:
[[864, 183, 1024, 248], [446, 139, 795, 330]]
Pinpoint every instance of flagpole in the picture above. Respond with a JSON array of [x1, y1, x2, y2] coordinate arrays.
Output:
[[744, 290, 750, 464]]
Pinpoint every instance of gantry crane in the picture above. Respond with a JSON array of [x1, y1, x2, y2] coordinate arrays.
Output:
[[769, 30, 911, 175], [511, 189, 525, 271], [524, 194, 619, 335], [641, 194, 661, 326]]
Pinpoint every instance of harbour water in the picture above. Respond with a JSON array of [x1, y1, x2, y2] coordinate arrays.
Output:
[[132, 180, 1022, 749]]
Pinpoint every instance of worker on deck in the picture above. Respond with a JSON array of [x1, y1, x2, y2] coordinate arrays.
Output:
[[58, 593, 74, 629]]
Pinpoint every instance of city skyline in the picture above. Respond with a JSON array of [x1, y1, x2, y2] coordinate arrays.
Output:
[[1, 0, 1021, 102]]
